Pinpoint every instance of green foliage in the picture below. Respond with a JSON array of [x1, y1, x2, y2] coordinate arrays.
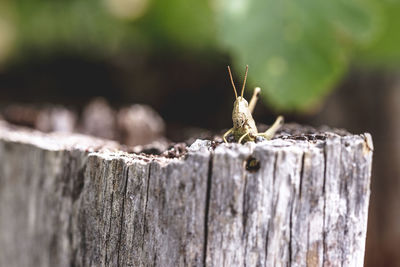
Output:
[[356, 0, 400, 67], [140, 0, 216, 49], [8, 0, 216, 56], [214, 0, 380, 111], [2, 0, 400, 111], [10, 0, 129, 55]]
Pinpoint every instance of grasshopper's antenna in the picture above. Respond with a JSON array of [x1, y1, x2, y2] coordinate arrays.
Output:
[[227, 66, 238, 99], [241, 65, 248, 98]]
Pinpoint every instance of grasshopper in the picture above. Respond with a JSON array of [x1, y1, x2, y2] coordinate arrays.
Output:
[[223, 65, 284, 143]]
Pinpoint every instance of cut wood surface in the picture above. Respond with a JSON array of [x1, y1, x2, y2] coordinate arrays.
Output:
[[0, 120, 373, 267]]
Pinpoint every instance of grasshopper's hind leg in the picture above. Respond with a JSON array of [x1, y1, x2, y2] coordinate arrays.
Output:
[[256, 116, 284, 140], [248, 87, 261, 114]]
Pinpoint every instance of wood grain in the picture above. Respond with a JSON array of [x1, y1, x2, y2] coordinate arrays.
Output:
[[0, 121, 373, 266]]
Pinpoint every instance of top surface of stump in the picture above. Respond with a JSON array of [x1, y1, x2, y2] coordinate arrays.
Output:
[[0, 119, 372, 159]]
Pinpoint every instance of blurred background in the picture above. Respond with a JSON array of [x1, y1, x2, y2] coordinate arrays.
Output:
[[0, 0, 399, 265]]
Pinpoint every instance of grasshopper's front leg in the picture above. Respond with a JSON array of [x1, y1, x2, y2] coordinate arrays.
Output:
[[238, 130, 250, 144], [223, 128, 234, 143], [248, 87, 261, 114]]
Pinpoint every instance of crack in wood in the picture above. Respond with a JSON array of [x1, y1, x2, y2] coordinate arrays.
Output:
[[341, 139, 352, 267], [299, 152, 306, 200], [102, 159, 112, 265], [242, 171, 248, 240], [242, 158, 250, 267], [105, 160, 116, 265], [117, 165, 129, 266], [289, 194, 294, 266], [266, 151, 278, 265], [322, 143, 328, 266], [203, 152, 213, 266], [141, 161, 152, 251]]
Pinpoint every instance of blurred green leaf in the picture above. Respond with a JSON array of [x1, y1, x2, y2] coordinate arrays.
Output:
[[356, 0, 400, 67], [215, 0, 380, 111], [11, 0, 135, 55], [140, 0, 216, 50], [0, 2, 16, 63], [9, 0, 216, 57]]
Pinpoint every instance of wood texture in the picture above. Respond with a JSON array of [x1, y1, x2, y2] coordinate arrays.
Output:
[[0, 121, 373, 266]]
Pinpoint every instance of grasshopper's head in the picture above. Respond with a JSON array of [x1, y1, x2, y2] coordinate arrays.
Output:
[[228, 65, 250, 128], [233, 97, 249, 128]]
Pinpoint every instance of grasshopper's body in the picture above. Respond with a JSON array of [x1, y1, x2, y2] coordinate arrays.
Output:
[[231, 94, 258, 142], [223, 65, 284, 143]]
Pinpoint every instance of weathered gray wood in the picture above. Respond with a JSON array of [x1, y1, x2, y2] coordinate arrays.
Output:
[[0, 120, 373, 266]]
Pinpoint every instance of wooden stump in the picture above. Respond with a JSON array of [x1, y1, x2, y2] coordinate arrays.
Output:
[[0, 120, 373, 267]]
